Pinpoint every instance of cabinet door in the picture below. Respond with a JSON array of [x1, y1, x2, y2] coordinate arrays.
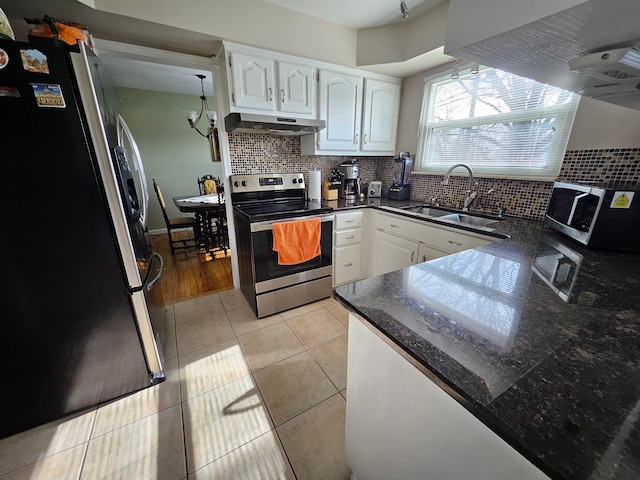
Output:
[[418, 243, 448, 263], [230, 52, 275, 111], [371, 230, 418, 277], [361, 79, 401, 153], [278, 61, 315, 116], [319, 70, 363, 151]]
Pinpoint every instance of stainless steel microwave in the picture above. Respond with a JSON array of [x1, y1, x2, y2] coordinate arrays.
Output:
[[545, 181, 640, 251]]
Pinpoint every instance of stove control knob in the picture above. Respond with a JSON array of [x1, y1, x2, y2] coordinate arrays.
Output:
[[233, 181, 240, 187], [241, 180, 248, 187]]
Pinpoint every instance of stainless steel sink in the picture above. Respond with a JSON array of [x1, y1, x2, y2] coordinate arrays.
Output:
[[401, 205, 503, 228]]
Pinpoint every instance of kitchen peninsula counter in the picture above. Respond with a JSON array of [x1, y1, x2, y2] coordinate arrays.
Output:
[[333, 210, 640, 479]]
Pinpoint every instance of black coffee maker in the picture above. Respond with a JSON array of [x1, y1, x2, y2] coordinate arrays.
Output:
[[388, 152, 413, 200]]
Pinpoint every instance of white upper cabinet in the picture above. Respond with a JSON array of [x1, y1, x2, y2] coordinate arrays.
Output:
[[226, 45, 316, 118], [222, 42, 401, 152], [361, 78, 401, 153], [301, 71, 401, 156], [278, 61, 316, 115], [229, 52, 275, 112], [318, 70, 363, 152]]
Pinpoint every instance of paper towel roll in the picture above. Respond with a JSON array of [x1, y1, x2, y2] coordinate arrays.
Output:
[[309, 170, 322, 201]]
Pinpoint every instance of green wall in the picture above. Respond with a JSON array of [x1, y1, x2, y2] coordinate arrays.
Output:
[[115, 87, 223, 232]]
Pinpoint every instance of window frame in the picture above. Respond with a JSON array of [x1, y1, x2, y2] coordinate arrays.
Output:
[[415, 66, 580, 181]]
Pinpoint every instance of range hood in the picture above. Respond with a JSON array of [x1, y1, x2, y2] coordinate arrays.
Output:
[[224, 113, 325, 136], [444, 0, 640, 110]]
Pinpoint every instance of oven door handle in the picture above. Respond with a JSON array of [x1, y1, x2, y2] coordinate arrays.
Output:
[[251, 214, 334, 232]]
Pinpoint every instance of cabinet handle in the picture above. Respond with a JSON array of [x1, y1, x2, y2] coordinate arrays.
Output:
[[345, 262, 353, 267], [231, 92, 236, 105], [269, 87, 273, 102], [448, 240, 463, 246], [345, 219, 355, 223], [354, 133, 359, 144], [411, 252, 415, 262], [345, 235, 355, 240], [422, 255, 427, 262], [364, 134, 368, 144], [281, 88, 285, 102], [390, 224, 399, 228]]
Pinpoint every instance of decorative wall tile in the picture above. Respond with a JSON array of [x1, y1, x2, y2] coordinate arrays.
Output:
[[228, 133, 639, 220]]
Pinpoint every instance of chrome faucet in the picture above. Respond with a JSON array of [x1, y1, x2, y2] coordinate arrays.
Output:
[[442, 163, 477, 211], [486, 188, 506, 217]]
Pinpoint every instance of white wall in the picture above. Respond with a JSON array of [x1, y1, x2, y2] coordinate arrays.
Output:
[[83, 0, 358, 67]]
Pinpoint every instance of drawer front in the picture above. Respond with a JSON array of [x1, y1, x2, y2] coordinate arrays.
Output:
[[335, 228, 362, 246], [375, 212, 493, 253], [336, 210, 363, 229], [375, 212, 430, 242], [422, 228, 491, 253], [334, 245, 362, 285]]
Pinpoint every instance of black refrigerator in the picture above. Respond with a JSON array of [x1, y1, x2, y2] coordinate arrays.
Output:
[[0, 37, 166, 439]]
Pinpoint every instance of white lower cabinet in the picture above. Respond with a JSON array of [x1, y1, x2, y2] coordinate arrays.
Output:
[[418, 242, 448, 262], [373, 211, 494, 272], [333, 210, 365, 287], [371, 230, 418, 277], [346, 315, 550, 480]]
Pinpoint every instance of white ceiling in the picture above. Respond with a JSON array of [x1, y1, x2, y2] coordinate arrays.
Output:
[[262, 0, 444, 29]]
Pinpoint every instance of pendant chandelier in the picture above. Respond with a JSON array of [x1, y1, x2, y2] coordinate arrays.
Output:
[[185, 74, 216, 139]]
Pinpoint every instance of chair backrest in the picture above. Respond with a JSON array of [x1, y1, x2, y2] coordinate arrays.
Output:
[[198, 174, 218, 195], [152, 179, 171, 226]]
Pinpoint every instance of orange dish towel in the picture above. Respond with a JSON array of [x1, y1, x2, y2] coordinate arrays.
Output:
[[272, 218, 321, 265]]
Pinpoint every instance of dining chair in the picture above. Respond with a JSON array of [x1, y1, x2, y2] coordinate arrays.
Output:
[[152, 179, 197, 254], [197, 174, 218, 195]]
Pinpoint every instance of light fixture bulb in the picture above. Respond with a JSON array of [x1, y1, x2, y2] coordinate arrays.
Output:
[[470, 63, 479, 74], [184, 111, 198, 123], [400, 0, 410, 19], [451, 67, 459, 79]]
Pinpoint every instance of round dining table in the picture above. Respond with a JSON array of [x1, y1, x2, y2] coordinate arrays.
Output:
[[172, 194, 228, 255]]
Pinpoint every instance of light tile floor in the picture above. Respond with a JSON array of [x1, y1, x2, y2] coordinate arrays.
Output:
[[0, 291, 353, 480]]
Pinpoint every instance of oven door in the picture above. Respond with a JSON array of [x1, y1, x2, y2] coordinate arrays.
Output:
[[251, 214, 333, 287]]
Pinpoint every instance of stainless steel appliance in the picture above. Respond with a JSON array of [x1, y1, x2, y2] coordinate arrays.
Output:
[[224, 112, 326, 136], [338, 159, 361, 200], [545, 181, 640, 251], [0, 38, 165, 439], [231, 173, 334, 318], [532, 234, 583, 302], [368, 181, 382, 198], [388, 152, 413, 201]]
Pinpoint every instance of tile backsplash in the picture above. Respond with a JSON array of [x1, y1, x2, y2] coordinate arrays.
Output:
[[228, 133, 639, 220]]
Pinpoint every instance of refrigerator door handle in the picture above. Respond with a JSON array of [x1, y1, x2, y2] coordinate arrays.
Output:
[[147, 252, 164, 291]]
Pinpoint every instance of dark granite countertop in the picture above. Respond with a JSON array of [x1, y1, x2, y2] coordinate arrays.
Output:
[[332, 199, 640, 480]]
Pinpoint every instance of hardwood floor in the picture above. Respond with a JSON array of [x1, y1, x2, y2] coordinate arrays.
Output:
[[150, 231, 233, 305]]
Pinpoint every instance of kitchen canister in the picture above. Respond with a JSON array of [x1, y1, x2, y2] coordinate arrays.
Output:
[[308, 169, 322, 201]]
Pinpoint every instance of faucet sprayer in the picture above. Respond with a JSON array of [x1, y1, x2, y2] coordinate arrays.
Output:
[[486, 188, 506, 217]]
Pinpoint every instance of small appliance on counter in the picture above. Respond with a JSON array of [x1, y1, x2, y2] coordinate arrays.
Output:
[[545, 181, 640, 251], [338, 159, 361, 200], [368, 181, 382, 198], [388, 152, 413, 201]]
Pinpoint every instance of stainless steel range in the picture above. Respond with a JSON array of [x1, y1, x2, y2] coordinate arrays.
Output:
[[231, 173, 334, 318]]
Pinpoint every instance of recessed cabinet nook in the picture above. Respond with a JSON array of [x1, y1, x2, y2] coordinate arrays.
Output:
[[221, 42, 401, 156]]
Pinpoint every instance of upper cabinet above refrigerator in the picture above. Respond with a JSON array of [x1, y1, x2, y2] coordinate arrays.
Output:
[[444, 0, 640, 110]]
